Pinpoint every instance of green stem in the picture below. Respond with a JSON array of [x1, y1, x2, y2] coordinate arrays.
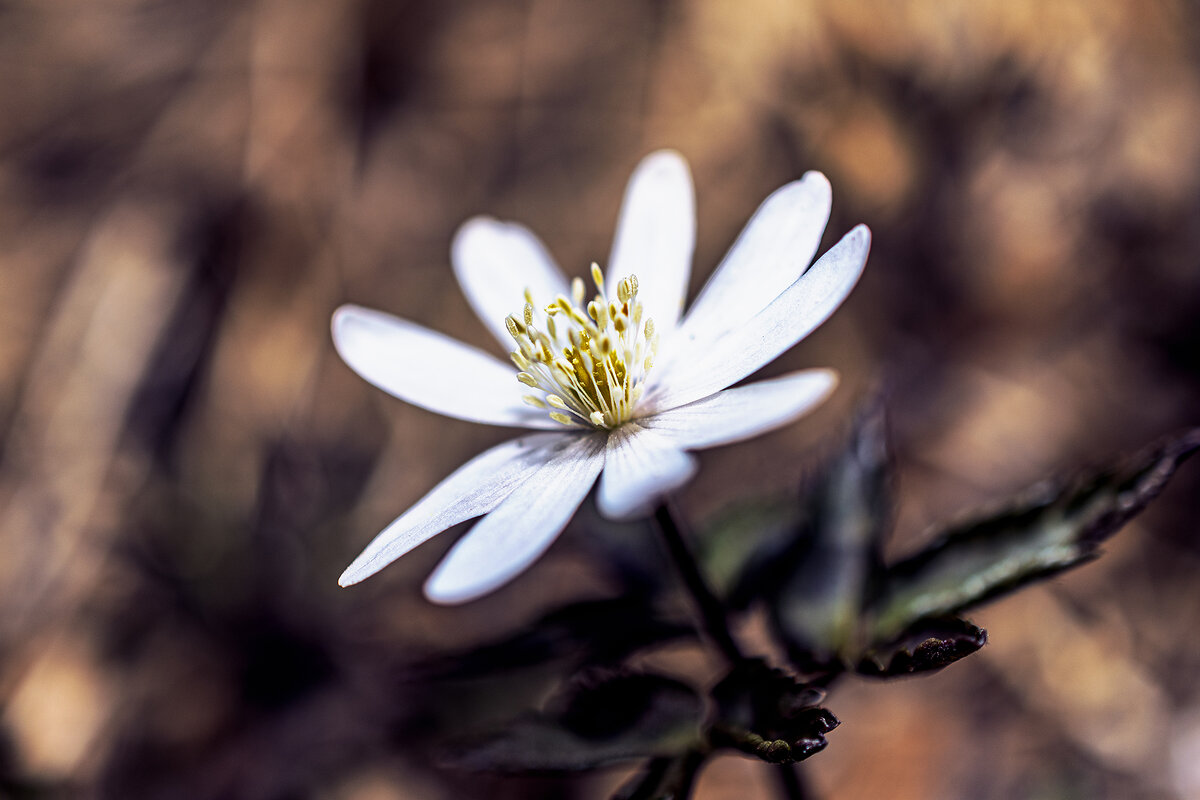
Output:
[[652, 503, 745, 665]]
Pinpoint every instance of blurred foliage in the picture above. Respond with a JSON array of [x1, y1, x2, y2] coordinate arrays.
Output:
[[368, 407, 1194, 800], [3, 1, 1200, 799], [445, 671, 706, 773]]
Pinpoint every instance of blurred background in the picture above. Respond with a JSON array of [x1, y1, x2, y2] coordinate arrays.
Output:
[[2, 1, 1200, 798]]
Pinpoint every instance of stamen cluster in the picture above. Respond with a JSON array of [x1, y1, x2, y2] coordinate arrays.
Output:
[[506, 264, 657, 429]]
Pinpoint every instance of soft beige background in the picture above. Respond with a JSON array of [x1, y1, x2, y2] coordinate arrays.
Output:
[[2, 1, 1199, 798]]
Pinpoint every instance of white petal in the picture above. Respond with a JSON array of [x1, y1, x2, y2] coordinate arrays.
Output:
[[424, 433, 606, 604], [332, 305, 559, 429], [607, 151, 695, 332], [665, 172, 831, 370], [339, 433, 568, 586], [647, 225, 870, 411], [452, 217, 570, 349], [641, 369, 838, 450], [597, 425, 697, 520]]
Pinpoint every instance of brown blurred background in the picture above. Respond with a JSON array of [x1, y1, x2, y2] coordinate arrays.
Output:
[[2, 1, 1200, 798]]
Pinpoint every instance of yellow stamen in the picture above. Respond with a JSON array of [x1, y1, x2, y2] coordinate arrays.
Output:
[[507, 265, 654, 430]]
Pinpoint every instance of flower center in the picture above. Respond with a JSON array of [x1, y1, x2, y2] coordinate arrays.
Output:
[[506, 263, 657, 429]]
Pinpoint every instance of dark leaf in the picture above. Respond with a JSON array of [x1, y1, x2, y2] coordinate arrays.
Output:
[[611, 752, 706, 800], [444, 671, 705, 773], [869, 428, 1200, 643], [406, 597, 691, 682], [769, 403, 893, 668], [856, 616, 987, 677], [709, 660, 839, 766]]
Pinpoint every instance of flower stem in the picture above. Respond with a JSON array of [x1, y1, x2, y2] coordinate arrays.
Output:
[[775, 764, 817, 800], [652, 503, 745, 665]]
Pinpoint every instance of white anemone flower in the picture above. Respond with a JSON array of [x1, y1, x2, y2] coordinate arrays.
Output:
[[332, 151, 871, 604]]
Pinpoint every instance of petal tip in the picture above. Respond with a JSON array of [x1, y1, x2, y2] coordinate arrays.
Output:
[[813, 368, 840, 402], [339, 544, 396, 588], [800, 169, 832, 191], [636, 149, 692, 182], [338, 563, 365, 588], [451, 216, 499, 266], [331, 303, 365, 330], [452, 215, 501, 242], [422, 572, 484, 606], [331, 304, 371, 352]]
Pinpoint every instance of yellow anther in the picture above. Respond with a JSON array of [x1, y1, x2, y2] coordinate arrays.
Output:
[[507, 264, 656, 430], [506, 315, 525, 338]]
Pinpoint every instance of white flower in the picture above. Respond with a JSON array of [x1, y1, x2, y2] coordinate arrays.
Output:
[[332, 151, 871, 604]]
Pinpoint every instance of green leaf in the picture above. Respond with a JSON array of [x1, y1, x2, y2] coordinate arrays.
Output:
[[611, 752, 706, 800], [856, 616, 987, 677], [444, 671, 705, 773], [869, 429, 1200, 644], [700, 494, 801, 606], [697, 498, 804, 608], [769, 403, 893, 668]]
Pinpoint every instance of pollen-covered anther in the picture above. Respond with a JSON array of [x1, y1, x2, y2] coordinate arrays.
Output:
[[506, 264, 656, 431]]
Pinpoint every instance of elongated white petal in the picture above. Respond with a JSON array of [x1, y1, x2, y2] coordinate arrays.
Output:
[[641, 369, 837, 450], [339, 433, 568, 586], [452, 217, 570, 349], [332, 305, 559, 429], [424, 433, 606, 604], [665, 172, 831, 371], [597, 425, 697, 520], [647, 225, 870, 411], [607, 151, 695, 332]]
